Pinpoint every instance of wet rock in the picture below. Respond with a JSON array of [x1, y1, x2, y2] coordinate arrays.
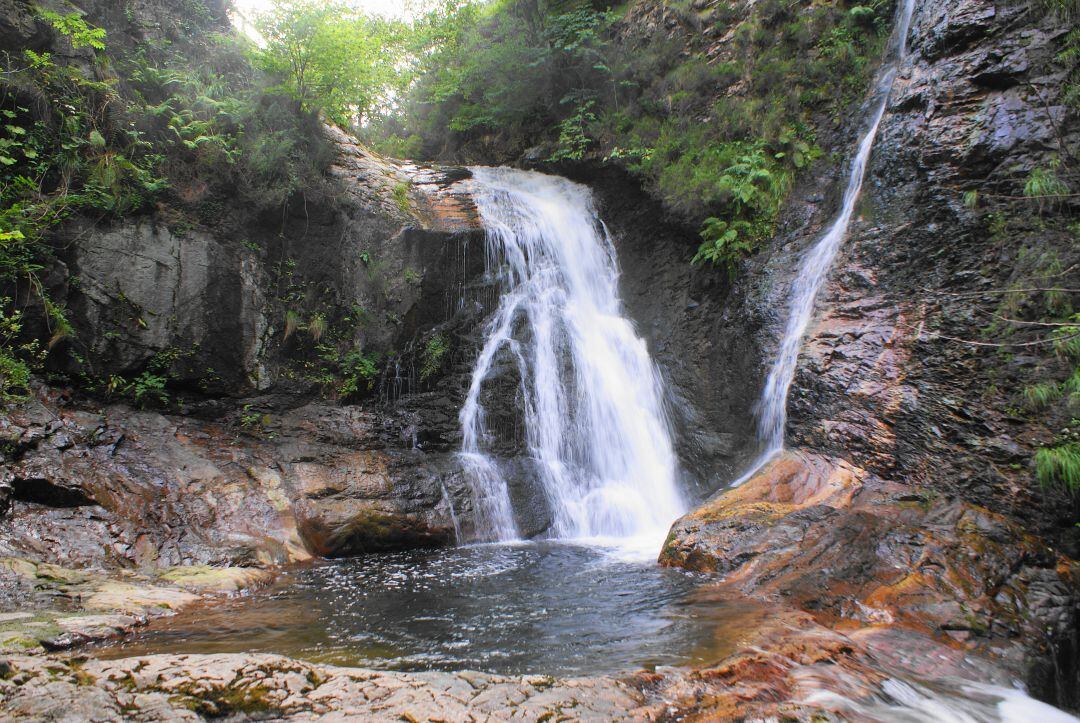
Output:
[[662, 452, 1079, 700], [298, 507, 451, 557], [0, 556, 274, 655]]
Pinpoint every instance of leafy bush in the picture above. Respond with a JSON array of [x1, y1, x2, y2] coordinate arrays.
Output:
[[0, 300, 41, 404]]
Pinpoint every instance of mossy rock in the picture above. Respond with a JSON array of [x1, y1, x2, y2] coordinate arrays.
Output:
[[157, 566, 274, 593]]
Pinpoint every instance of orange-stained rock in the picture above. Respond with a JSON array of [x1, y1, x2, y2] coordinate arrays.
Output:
[[662, 449, 1080, 708]]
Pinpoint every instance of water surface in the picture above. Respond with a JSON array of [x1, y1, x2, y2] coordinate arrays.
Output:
[[98, 542, 759, 676]]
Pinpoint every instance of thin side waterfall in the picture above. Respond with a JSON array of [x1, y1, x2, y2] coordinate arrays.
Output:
[[458, 167, 685, 551], [733, 0, 916, 486]]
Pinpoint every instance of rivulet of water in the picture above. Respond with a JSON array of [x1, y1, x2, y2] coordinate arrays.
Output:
[[459, 167, 685, 554], [733, 0, 917, 486]]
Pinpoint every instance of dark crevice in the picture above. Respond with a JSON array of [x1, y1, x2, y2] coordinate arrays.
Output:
[[11, 478, 96, 508]]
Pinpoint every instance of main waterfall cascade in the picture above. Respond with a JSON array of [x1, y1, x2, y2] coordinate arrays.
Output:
[[733, 0, 918, 485], [458, 167, 685, 552]]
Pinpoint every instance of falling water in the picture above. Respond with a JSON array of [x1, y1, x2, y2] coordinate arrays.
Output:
[[458, 167, 685, 551], [733, 0, 917, 486]]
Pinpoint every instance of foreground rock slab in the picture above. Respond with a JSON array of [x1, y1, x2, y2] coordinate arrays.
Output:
[[0, 653, 655, 722]]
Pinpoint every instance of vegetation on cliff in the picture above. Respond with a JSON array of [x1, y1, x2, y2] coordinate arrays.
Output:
[[367, 0, 899, 270], [0, 1, 371, 404]]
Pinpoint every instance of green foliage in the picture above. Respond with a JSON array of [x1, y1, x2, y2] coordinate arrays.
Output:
[[1036, 0, 1080, 20], [38, 10, 107, 50], [283, 309, 301, 341], [694, 218, 757, 268], [1025, 382, 1064, 410], [1036, 442, 1080, 495], [420, 333, 450, 381], [251, 0, 404, 126], [1053, 316, 1080, 361], [550, 99, 597, 162], [1058, 28, 1080, 113], [308, 343, 379, 398], [130, 370, 169, 407], [338, 349, 379, 397], [371, 0, 885, 269], [307, 312, 327, 341], [0, 300, 42, 404], [239, 404, 270, 432], [102, 349, 178, 408], [119, 38, 335, 213]]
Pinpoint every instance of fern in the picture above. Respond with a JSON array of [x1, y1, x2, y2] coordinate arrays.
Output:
[[420, 334, 450, 381]]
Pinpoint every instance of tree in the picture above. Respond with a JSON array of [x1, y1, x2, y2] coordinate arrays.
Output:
[[252, 0, 403, 126]]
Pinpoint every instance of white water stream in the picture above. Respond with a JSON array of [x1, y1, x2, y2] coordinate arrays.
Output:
[[458, 167, 685, 554], [733, 0, 917, 485]]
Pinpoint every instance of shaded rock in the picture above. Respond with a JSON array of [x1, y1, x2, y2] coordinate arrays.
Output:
[[298, 507, 451, 557]]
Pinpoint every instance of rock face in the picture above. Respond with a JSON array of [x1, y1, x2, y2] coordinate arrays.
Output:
[[54, 124, 483, 395], [0, 556, 271, 654], [0, 391, 472, 568], [658, 0, 1080, 709]]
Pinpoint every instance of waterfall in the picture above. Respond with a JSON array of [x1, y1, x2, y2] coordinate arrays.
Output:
[[733, 0, 917, 486], [458, 167, 685, 551]]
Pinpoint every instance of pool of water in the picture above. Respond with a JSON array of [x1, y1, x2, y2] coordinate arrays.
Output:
[[96, 542, 763, 676]]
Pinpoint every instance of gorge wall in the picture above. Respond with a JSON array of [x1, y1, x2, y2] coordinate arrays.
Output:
[[0, 0, 1077, 717], [623, 0, 1080, 709]]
